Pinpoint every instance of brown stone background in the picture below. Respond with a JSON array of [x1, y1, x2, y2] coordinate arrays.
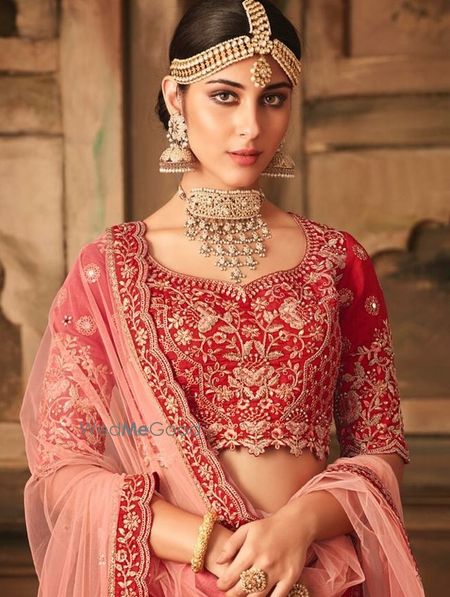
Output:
[[0, 0, 449, 594]]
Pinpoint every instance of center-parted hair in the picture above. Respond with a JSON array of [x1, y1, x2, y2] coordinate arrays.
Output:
[[155, 0, 302, 130]]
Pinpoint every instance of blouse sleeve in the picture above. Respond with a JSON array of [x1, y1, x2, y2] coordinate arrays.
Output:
[[333, 230, 410, 464]]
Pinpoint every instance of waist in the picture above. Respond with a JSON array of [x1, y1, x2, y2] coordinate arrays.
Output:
[[217, 446, 328, 514]]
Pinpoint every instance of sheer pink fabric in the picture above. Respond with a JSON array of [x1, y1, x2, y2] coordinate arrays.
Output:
[[20, 230, 425, 596]]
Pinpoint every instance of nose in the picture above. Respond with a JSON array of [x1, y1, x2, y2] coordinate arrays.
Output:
[[235, 98, 261, 140]]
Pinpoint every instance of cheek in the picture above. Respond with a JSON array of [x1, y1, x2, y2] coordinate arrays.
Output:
[[269, 111, 290, 145], [186, 114, 233, 179], [187, 102, 228, 147], [271, 105, 290, 129]]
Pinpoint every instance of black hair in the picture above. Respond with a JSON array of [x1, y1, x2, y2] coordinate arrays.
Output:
[[155, 0, 302, 130]]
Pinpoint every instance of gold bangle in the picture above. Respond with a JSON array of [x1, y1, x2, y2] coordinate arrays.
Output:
[[191, 510, 219, 573]]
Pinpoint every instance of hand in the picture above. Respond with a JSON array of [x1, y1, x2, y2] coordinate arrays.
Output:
[[214, 503, 314, 597], [204, 522, 235, 578]]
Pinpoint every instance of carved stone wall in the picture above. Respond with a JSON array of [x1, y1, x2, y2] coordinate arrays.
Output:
[[304, 2, 450, 593], [0, 0, 124, 593]]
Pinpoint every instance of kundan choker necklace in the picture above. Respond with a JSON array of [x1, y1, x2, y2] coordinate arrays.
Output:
[[178, 185, 272, 285]]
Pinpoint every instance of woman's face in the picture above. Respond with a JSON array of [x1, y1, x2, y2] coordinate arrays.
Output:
[[180, 56, 293, 189]]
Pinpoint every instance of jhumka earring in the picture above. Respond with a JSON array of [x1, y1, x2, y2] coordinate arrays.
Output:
[[159, 112, 197, 173], [262, 138, 295, 178]]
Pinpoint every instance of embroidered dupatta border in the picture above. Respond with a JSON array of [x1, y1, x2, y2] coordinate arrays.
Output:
[[107, 475, 126, 597], [108, 474, 155, 597], [326, 461, 422, 580], [105, 222, 257, 529]]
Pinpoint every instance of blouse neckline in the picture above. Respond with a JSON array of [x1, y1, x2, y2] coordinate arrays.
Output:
[[137, 211, 313, 295]]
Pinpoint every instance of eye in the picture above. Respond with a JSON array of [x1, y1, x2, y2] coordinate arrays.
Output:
[[263, 94, 287, 107], [210, 91, 237, 104]]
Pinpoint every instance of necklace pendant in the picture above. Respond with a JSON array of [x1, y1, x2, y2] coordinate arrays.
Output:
[[179, 185, 271, 284], [199, 243, 212, 256], [231, 268, 246, 284]]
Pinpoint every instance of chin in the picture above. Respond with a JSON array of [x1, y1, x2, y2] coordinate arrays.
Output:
[[219, 169, 263, 189]]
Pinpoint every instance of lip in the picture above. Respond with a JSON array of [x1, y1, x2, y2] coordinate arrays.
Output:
[[227, 148, 262, 167], [229, 149, 262, 156]]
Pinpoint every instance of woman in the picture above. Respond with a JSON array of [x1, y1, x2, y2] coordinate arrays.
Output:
[[20, 1, 425, 595]]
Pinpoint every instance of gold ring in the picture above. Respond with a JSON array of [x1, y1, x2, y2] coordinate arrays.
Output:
[[287, 583, 310, 597], [239, 567, 268, 593]]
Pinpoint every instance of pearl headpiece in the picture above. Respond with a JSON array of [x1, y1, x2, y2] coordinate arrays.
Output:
[[169, 0, 301, 88]]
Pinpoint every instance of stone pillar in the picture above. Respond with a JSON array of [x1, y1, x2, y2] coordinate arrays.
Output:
[[127, 0, 181, 220]]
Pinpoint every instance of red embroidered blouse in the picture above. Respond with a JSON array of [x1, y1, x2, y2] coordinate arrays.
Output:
[[142, 212, 410, 464]]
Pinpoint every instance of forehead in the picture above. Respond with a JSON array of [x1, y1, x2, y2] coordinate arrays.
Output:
[[195, 56, 291, 89]]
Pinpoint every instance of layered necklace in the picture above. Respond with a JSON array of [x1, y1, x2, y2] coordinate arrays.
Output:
[[178, 186, 272, 285]]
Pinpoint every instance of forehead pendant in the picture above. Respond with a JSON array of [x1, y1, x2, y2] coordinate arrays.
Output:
[[244, 0, 274, 87], [169, 0, 301, 88]]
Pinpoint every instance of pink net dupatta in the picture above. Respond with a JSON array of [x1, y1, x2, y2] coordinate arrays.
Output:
[[284, 454, 425, 596], [20, 224, 425, 596]]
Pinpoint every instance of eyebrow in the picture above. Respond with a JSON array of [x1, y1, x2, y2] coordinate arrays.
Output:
[[205, 78, 292, 91]]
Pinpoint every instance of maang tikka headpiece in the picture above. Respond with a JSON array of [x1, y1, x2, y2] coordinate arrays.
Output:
[[169, 0, 302, 88]]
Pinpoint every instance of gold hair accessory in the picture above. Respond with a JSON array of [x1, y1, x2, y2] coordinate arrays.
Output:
[[287, 583, 310, 596], [178, 185, 271, 285], [262, 138, 295, 178], [191, 510, 219, 573], [239, 566, 269, 593], [169, 0, 301, 88], [159, 112, 197, 173]]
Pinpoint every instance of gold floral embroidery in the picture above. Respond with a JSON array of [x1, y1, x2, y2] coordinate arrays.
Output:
[[339, 287, 354, 307], [75, 314, 97, 335], [37, 333, 113, 475], [353, 242, 369, 260], [107, 217, 410, 532], [141, 218, 346, 462], [110, 222, 345, 466], [365, 295, 380, 316], [336, 389, 363, 426], [333, 318, 410, 463], [107, 218, 346, 527], [111, 474, 154, 596], [341, 336, 352, 354], [107, 223, 253, 529], [39, 241, 114, 474], [84, 263, 101, 283]]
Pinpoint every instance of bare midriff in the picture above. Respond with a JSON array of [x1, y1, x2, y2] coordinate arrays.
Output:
[[217, 446, 328, 514]]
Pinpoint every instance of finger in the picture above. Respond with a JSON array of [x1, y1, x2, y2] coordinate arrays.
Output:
[[216, 550, 254, 592], [216, 525, 248, 564], [225, 575, 277, 597], [267, 579, 295, 597]]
